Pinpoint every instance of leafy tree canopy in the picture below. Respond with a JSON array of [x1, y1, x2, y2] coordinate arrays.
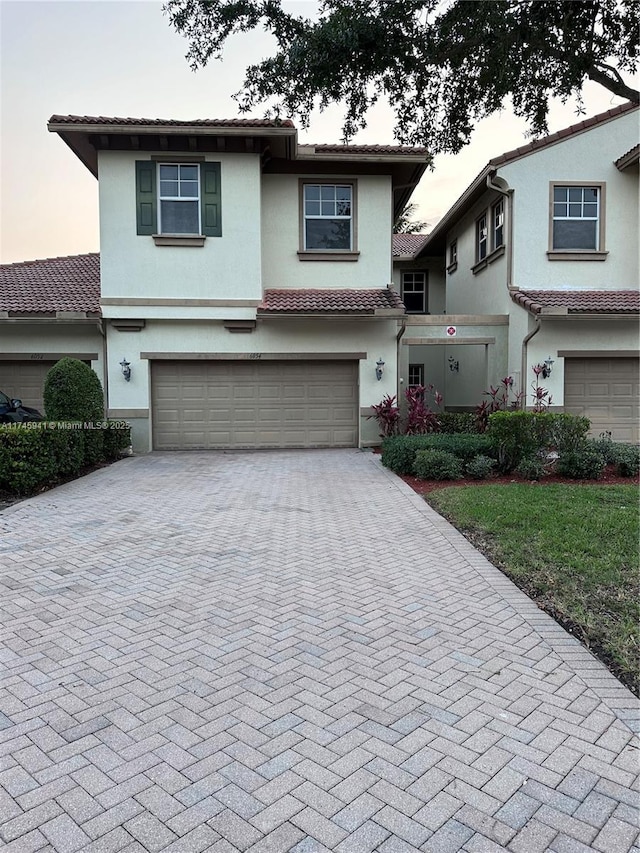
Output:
[[394, 202, 429, 233], [164, 0, 639, 154]]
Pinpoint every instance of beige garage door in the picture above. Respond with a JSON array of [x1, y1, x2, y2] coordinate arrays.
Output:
[[0, 361, 57, 412], [151, 360, 359, 450], [564, 357, 639, 443]]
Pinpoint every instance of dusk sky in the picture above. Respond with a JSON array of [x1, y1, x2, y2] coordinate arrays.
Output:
[[1, 1, 636, 265]]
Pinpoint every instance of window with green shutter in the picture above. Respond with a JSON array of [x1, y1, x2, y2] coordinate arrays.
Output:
[[135, 161, 222, 238]]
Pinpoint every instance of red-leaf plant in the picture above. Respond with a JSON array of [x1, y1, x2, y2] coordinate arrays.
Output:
[[370, 394, 401, 437], [475, 376, 523, 432], [531, 365, 553, 412], [404, 384, 442, 435]]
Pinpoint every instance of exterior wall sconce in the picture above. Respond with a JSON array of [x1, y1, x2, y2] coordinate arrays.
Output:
[[542, 356, 554, 379], [375, 358, 385, 380], [120, 358, 132, 381], [448, 357, 459, 372]]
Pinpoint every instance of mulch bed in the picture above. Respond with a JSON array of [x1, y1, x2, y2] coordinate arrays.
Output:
[[398, 465, 632, 495]]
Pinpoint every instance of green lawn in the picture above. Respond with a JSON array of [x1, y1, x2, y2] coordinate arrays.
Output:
[[426, 484, 639, 695]]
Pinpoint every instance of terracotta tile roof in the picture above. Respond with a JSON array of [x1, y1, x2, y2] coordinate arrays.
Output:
[[393, 234, 429, 257], [511, 289, 640, 315], [48, 115, 296, 128], [259, 287, 405, 314], [489, 101, 638, 168], [0, 253, 101, 314], [615, 143, 640, 170], [312, 144, 430, 156]]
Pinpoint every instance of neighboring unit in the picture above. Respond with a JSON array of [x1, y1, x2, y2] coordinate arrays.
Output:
[[0, 116, 428, 451], [394, 102, 639, 442]]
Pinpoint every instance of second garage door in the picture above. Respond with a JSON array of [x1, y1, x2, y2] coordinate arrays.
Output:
[[564, 357, 639, 443], [151, 360, 359, 449], [0, 361, 57, 412]]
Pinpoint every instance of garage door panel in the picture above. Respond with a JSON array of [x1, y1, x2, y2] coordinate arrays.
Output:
[[152, 360, 358, 449], [565, 357, 639, 443]]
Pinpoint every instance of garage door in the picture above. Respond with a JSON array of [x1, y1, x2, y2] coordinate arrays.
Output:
[[564, 357, 639, 443], [0, 361, 57, 413], [151, 360, 359, 449]]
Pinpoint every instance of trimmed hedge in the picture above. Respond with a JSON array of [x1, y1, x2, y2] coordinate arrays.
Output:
[[44, 358, 106, 466], [556, 447, 606, 480], [487, 411, 590, 472], [0, 422, 131, 496], [437, 412, 479, 434], [414, 449, 463, 480], [381, 433, 496, 475], [465, 454, 495, 480]]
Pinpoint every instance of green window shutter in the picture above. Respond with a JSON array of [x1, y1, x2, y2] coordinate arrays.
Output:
[[201, 162, 222, 237], [136, 161, 157, 235]]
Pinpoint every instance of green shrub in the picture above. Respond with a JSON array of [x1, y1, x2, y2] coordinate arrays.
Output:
[[103, 423, 132, 461], [465, 454, 495, 480], [437, 412, 478, 434], [0, 426, 58, 495], [556, 448, 606, 480], [414, 449, 463, 480], [614, 445, 640, 478], [44, 359, 105, 465], [382, 433, 495, 474], [487, 411, 590, 473], [50, 430, 84, 476], [515, 455, 547, 481], [44, 358, 105, 421], [549, 414, 591, 453], [588, 435, 616, 463]]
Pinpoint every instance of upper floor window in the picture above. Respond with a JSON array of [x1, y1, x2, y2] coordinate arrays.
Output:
[[135, 160, 222, 242], [448, 239, 458, 273], [476, 212, 488, 262], [552, 185, 601, 251], [402, 271, 427, 313], [492, 199, 504, 250], [303, 183, 353, 250], [159, 164, 200, 234]]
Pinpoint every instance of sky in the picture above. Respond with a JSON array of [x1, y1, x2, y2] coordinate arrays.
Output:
[[0, 0, 636, 265]]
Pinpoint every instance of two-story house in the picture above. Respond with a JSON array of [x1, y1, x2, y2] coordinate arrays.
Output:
[[394, 102, 639, 442], [0, 116, 429, 451]]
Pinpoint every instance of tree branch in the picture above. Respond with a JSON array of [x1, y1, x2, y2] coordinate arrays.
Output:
[[588, 63, 639, 102]]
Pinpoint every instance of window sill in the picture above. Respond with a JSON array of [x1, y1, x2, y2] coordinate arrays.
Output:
[[152, 234, 206, 247], [297, 251, 360, 262], [471, 245, 505, 275], [446, 262, 458, 275], [547, 250, 608, 261]]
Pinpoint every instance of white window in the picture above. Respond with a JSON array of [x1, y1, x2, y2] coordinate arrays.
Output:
[[492, 199, 504, 250], [552, 185, 601, 250], [303, 184, 353, 250], [476, 212, 488, 262], [402, 271, 427, 313], [408, 364, 425, 387], [159, 163, 200, 234], [449, 240, 457, 266]]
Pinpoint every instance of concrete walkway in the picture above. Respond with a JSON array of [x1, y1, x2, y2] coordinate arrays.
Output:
[[0, 450, 638, 853]]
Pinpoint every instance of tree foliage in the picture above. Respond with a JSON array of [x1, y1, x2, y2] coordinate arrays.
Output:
[[394, 202, 428, 234], [164, 0, 639, 153]]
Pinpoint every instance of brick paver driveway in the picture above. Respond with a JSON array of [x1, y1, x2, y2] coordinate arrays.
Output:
[[1, 450, 638, 853]]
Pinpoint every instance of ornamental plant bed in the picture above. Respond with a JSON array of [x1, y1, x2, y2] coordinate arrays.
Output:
[[399, 464, 633, 495]]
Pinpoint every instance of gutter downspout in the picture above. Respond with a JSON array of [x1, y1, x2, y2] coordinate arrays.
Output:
[[396, 317, 407, 400], [521, 316, 541, 407], [97, 319, 108, 418]]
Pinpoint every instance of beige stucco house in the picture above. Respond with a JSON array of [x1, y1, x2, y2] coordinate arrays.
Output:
[[0, 116, 429, 451], [394, 102, 639, 442]]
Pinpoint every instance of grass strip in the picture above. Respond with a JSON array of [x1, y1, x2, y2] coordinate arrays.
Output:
[[426, 484, 639, 695]]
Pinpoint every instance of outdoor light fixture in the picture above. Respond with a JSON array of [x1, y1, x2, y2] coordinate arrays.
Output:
[[120, 358, 132, 382], [448, 357, 459, 373], [542, 356, 554, 379], [375, 358, 385, 380]]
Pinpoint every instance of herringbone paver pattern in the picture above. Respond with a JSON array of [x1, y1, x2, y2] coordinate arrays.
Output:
[[0, 450, 638, 852]]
